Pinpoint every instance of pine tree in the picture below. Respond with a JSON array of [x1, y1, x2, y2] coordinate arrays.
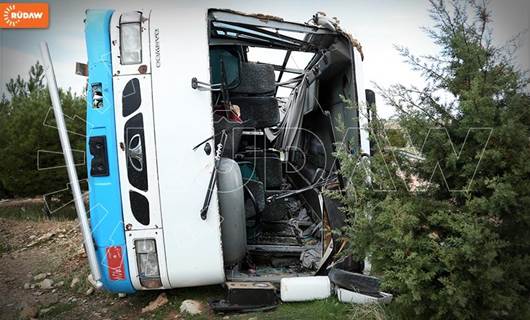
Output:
[[0, 62, 86, 203], [335, 1, 530, 318]]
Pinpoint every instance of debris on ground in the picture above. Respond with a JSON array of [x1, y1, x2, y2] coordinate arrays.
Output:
[[85, 287, 94, 296], [0, 213, 344, 319], [87, 273, 97, 287], [38, 278, 54, 290], [180, 299, 204, 315], [25, 231, 57, 249], [33, 273, 47, 281], [141, 292, 169, 313], [70, 276, 80, 288], [39, 306, 54, 316], [300, 247, 321, 269]]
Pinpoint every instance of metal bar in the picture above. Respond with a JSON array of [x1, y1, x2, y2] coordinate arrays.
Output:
[[269, 64, 303, 74], [40, 42, 103, 289], [200, 130, 227, 220], [276, 50, 292, 95], [277, 51, 293, 80], [276, 76, 303, 87], [247, 244, 314, 254]]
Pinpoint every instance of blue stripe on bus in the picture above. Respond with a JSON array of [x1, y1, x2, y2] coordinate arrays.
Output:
[[85, 9, 135, 293]]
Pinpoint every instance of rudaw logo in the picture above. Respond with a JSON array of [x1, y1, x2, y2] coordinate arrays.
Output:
[[2, 4, 17, 26], [0, 2, 49, 28]]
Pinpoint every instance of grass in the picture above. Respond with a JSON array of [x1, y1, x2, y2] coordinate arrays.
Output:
[[0, 203, 77, 221], [252, 298, 351, 320], [0, 238, 11, 254], [123, 286, 392, 320], [39, 303, 76, 319], [61, 265, 93, 294], [349, 303, 393, 320]]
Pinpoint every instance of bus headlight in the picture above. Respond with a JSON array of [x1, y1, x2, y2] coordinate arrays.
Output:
[[135, 239, 162, 288], [119, 12, 142, 65]]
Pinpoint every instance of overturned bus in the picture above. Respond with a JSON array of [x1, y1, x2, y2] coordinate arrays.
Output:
[[80, 8, 372, 294]]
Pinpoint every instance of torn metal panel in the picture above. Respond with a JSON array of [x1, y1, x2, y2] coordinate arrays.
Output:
[[209, 9, 338, 52], [210, 9, 336, 34], [339, 31, 365, 60], [308, 11, 365, 60]]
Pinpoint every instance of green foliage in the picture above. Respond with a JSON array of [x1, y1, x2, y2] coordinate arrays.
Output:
[[0, 62, 86, 200], [335, 1, 530, 319], [384, 125, 407, 148]]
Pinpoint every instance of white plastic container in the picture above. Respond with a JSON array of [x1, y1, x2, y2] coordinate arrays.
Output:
[[336, 287, 393, 304], [280, 276, 331, 302]]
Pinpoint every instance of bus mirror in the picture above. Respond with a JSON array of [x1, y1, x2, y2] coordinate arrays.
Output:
[[365, 89, 376, 107]]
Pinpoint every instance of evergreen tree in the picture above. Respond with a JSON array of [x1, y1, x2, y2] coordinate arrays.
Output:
[[5, 61, 45, 98], [335, 1, 529, 318], [0, 62, 86, 202]]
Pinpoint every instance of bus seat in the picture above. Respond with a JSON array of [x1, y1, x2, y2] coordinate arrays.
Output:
[[231, 62, 276, 95], [209, 47, 241, 89], [231, 96, 279, 129]]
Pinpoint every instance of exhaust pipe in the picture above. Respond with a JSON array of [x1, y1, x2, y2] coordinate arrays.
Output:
[[40, 42, 103, 289]]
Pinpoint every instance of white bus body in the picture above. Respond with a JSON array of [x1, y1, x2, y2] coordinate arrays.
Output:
[[83, 8, 371, 293]]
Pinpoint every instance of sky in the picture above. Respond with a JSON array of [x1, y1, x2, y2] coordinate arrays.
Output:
[[0, 0, 529, 118]]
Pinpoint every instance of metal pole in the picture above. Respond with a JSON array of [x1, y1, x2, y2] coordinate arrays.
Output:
[[40, 42, 103, 288]]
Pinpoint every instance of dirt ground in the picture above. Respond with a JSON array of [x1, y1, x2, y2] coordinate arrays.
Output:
[[0, 207, 359, 320], [0, 218, 151, 319], [0, 217, 231, 320]]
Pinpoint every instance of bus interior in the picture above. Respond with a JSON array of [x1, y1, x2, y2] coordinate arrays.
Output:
[[203, 9, 365, 281]]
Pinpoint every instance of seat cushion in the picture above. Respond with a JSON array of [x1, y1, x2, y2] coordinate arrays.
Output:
[[231, 62, 276, 95], [231, 96, 279, 129]]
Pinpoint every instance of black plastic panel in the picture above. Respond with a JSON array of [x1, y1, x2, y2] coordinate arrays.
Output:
[[124, 113, 148, 191], [88, 136, 109, 176], [122, 78, 142, 117], [129, 190, 150, 225]]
